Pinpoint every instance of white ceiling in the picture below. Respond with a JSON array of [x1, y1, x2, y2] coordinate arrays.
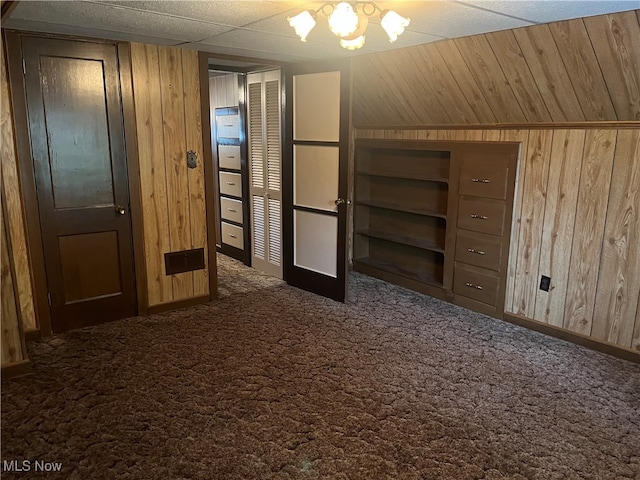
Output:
[[4, 1, 639, 64]]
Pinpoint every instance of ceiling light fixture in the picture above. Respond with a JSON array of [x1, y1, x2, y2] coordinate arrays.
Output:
[[287, 1, 410, 50]]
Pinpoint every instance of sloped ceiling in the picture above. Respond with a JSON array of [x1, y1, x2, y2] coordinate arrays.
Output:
[[3, 1, 639, 63], [352, 9, 640, 125]]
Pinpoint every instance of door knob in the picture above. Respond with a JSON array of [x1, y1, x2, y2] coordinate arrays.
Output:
[[335, 198, 351, 206], [115, 205, 126, 215]]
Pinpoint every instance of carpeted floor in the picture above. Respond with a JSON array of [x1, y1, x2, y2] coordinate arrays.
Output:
[[2, 254, 639, 479]]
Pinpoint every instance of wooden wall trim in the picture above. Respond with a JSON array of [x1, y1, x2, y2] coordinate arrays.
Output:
[[354, 122, 640, 131], [198, 51, 218, 300], [3, 29, 52, 336], [1, 359, 32, 380], [504, 313, 640, 364], [118, 42, 148, 315], [145, 294, 210, 315]]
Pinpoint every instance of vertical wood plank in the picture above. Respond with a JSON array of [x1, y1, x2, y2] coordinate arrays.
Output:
[[408, 44, 480, 124], [181, 50, 208, 297], [159, 46, 193, 300], [549, 19, 617, 121], [455, 130, 483, 141], [592, 129, 640, 347], [437, 130, 457, 141], [584, 11, 640, 121], [564, 129, 617, 335], [511, 129, 552, 318], [632, 293, 640, 351], [484, 30, 552, 122], [401, 130, 418, 140], [513, 24, 586, 122], [372, 130, 385, 139], [1, 197, 26, 364], [497, 130, 530, 314], [417, 130, 437, 140], [130, 43, 173, 306], [435, 40, 497, 124], [0, 37, 36, 331], [384, 130, 404, 139], [533, 129, 585, 326], [482, 130, 502, 142], [453, 35, 527, 123]]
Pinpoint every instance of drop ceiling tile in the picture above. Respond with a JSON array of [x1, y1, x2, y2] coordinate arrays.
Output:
[[8, 1, 232, 42], [394, 0, 534, 38], [455, 0, 640, 24], [1, 18, 180, 46], [200, 28, 360, 59], [96, 0, 298, 28]]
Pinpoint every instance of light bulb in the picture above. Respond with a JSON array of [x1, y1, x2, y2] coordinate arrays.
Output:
[[328, 2, 359, 37], [340, 35, 366, 50], [288, 10, 316, 42], [380, 10, 410, 42]]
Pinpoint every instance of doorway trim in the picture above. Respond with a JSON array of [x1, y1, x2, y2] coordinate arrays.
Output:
[[4, 30, 146, 335]]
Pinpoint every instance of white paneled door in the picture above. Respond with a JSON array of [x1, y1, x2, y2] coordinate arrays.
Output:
[[247, 70, 282, 278], [284, 61, 350, 302]]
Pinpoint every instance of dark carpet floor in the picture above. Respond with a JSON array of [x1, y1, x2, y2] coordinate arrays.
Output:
[[2, 255, 639, 479]]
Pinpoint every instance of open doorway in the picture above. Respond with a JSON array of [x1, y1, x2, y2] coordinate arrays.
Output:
[[206, 59, 284, 280]]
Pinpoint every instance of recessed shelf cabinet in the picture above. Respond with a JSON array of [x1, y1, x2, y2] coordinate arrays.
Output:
[[353, 139, 519, 319]]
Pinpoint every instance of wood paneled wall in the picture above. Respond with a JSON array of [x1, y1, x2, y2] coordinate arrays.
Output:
[[356, 127, 640, 352], [130, 43, 210, 307], [352, 10, 640, 126], [1, 33, 36, 333]]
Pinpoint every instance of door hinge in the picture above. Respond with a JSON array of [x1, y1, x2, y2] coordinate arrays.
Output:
[[22, 58, 26, 75]]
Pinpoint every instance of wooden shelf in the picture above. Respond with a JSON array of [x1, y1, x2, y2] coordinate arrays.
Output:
[[357, 170, 449, 183], [355, 199, 447, 219], [353, 257, 444, 288], [355, 228, 445, 254]]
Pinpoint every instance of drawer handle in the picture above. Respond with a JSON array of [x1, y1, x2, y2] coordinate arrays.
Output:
[[223, 124, 234, 127], [467, 248, 486, 255], [227, 208, 237, 213], [470, 214, 488, 220], [465, 282, 483, 290], [226, 155, 236, 158], [226, 181, 236, 185], [472, 178, 490, 183], [228, 233, 237, 238]]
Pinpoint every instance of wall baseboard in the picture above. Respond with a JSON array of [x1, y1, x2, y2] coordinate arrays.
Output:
[[146, 295, 211, 315], [1, 360, 33, 380], [503, 313, 640, 364]]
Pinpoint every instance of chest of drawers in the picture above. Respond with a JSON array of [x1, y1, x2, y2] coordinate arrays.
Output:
[[451, 144, 518, 318]]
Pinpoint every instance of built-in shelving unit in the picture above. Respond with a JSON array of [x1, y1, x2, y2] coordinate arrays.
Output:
[[353, 139, 519, 318], [215, 106, 250, 265]]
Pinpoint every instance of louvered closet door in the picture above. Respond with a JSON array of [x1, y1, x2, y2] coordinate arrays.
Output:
[[247, 70, 282, 278]]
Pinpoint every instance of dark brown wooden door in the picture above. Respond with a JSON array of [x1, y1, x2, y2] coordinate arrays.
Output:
[[283, 60, 350, 302], [22, 37, 136, 332]]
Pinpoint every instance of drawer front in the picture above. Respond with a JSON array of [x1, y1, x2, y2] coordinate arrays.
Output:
[[455, 230, 504, 271], [218, 145, 241, 170], [221, 222, 244, 250], [220, 197, 243, 224], [458, 156, 510, 199], [457, 197, 506, 236], [219, 172, 242, 198], [453, 264, 500, 306], [216, 114, 239, 138]]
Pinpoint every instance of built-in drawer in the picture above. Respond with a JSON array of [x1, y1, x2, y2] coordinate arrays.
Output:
[[220, 197, 243, 224], [216, 114, 239, 139], [219, 172, 242, 198], [455, 230, 504, 271], [453, 263, 500, 306], [458, 156, 510, 200], [457, 197, 506, 236], [218, 145, 241, 170], [221, 222, 244, 250]]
